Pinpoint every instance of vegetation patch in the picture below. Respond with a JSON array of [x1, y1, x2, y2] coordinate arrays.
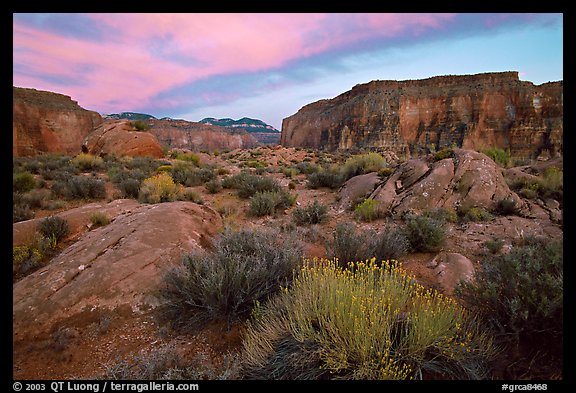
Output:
[[242, 258, 494, 380], [292, 200, 328, 225]]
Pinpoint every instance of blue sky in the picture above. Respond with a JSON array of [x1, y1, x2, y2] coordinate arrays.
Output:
[[13, 13, 563, 129]]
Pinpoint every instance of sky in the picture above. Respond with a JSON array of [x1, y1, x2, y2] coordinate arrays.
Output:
[[13, 13, 563, 130]]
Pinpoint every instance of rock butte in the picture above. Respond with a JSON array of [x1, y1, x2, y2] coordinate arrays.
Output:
[[281, 72, 563, 159], [13, 87, 103, 157]]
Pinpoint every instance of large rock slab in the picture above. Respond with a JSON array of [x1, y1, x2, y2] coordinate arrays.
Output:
[[82, 120, 164, 158], [13, 201, 222, 340], [427, 252, 475, 295], [337, 172, 382, 211]]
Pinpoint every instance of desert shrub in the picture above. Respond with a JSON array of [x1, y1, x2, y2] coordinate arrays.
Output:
[[174, 152, 201, 166], [138, 172, 181, 204], [132, 120, 150, 131], [292, 200, 328, 225], [342, 152, 387, 180], [306, 170, 345, 190], [457, 205, 494, 222], [38, 215, 70, 243], [156, 227, 303, 330], [21, 189, 51, 209], [103, 344, 240, 380], [482, 147, 511, 168], [71, 153, 104, 172], [455, 237, 563, 378], [56, 176, 107, 200], [244, 160, 267, 169], [295, 162, 319, 175], [180, 189, 204, 204], [90, 212, 111, 228], [242, 258, 494, 380], [204, 179, 222, 194], [169, 162, 214, 186], [221, 172, 280, 198], [118, 178, 142, 199], [539, 167, 563, 201], [354, 198, 385, 222], [433, 147, 455, 162], [249, 190, 296, 217], [483, 238, 505, 254], [13, 244, 44, 277], [156, 165, 172, 173], [495, 198, 519, 216], [325, 223, 409, 265], [13, 171, 36, 193], [403, 215, 446, 252], [423, 207, 458, 224], [281, 167, 299, 178], [378, 167, 395, 178], [13, 202, 34, 223]]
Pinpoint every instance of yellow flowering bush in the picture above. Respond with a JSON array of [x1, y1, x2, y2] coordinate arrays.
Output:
[[242, 258, 494, 380], [138, 172, 182, 204]]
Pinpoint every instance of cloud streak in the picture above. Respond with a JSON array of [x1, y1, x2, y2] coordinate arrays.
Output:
[[13, 13, 562, 127]]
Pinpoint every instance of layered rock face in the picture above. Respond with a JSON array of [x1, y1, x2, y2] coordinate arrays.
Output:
[[281, 72, 563, 158], [147, 119, 260, 152], [82, 120, 165, 158], [13, 87, 103, 156]]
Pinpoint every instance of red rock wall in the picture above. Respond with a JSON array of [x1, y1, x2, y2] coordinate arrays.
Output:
[[148, 119, 260, 152], [281, 72, 562, 158], [13, 87, 103, 156]]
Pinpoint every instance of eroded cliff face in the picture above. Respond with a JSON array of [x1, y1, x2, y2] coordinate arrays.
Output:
[[281, 72, 562, 158], [147, 119, 260, 152], [13, 87, 103, 156]]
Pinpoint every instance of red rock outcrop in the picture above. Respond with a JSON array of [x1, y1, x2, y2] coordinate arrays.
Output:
[[82, 120, 164, 158], [13, 201, 222, 341], [147, 119, 260, 152], [13, 86, 103, 156], [281, 72, 563, 159]]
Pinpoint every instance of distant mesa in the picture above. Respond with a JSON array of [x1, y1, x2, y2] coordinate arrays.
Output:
[[281, 71, 563, 159], [201, 117, 281, 145], [103, 112, 157, 121]]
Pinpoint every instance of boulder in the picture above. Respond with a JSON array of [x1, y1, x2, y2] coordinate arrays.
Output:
[[337, 172, 382, 211], [82, 120, 164, 158], [13, 201, 222, 341], [427, 252, 475, 294]]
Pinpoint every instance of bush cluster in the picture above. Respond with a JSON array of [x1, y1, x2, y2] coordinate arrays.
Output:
[[354, 198, 385, 222], [242, 258, 494, 380], [325, 222, 409, 265], [156, 227, 303, 330], [306, 170, 345, 190], [403, 214, 447, 252], [52, 176, 107, 200], [292, 200, 328, 225], [482, 147, 511, 168], [138, 172, 181, 204], [221, 172, 281, 198], [249, 190, 296, 217], [342, 152, 388, 180], [71, 153, 104, 172], [455, 237, 563, 379]]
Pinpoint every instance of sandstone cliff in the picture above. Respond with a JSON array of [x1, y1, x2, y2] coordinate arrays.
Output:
[[147, 118, 260, 152], [13, 87, 103, 156], [281, 72, 563, 158]]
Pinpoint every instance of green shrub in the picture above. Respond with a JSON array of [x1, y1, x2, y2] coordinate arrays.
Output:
[[118, 178, 142, 199], [483, 238, 505, 254], [354, 198, 384, 222], [56, 176, 107, 200], [242, 258, 494, 380], [249, 191, 296, 217], [71, 153, 104, 172], [90, 212, 111, 228], [292, 200, 328, 225], [13, 171, 36, 193], [306, 170, 345, 189], [457, 205, 494, 222], [221, 172, 281, 199], [433, 147, 455, 162], [13, 202, 34, 223], [325, 222, 409, 266], [138, 172, 181, 204], [22, 189, 51, 209], [455, 237, 562, 379], [342, 152, 387, 180], [295, 162, 319, 175], [156, 227, 303, 330], [180, 189, 203, 204], [174, 152, 201, 166], [482, 147, 511, 168], [204, 179, 222, 194], [423, 207, 458, 224], [38, 216, 70, 243], [132, 120, 150, 131], [539, 167, 563, 201], [403, 215, 446, 252]]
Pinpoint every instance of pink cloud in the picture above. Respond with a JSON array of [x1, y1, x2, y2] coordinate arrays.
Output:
[[13, 13, 459, 112]]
